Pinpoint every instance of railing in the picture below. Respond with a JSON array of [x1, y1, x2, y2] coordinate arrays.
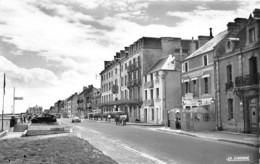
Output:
[[225, 81, 234, 90], [144, 99, 154, 106], [235, 73, 259, 87], [144, 81, 154, 88], [127, 81, 132, 88], [112, 85, 119, 94], [134, 78, 142, 86]]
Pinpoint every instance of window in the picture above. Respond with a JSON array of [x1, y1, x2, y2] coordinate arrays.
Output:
[[156, 88, 159, 98], [115, 68, 117, 74], [121, 77, 123, 86], [185, 82, 189, 94], [125, 63, 127, 70], [125, 90, 128, 99], [183, 62, 188, 72], [192, 80, 197, 95], [204, 77, 209, 94], [151, 74, 153, 81], [150, 89, 153, 99], [249, 28, 256, 43], [228, 98, 234, 120], [203, 55, 208, 66], [151, 108, 154, 121], [145, 75, 147, 82], [125, 76, 127, 85], [145, 90, 148, 100], [226, 65, 232, 83]]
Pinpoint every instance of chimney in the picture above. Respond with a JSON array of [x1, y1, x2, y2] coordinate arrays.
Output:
[[209, 28, 213, 38], [198, 35, 211, 48], [227, 18, 247, 37], [253, 8, 260, 18], [189, 37, 197, 54]]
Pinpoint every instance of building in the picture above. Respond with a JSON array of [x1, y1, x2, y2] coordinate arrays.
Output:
[[26, 105, 43, 115], [143, 54, 182, 125], [180, 29, 226, 131], [215, 9, 260, 134], [100, 37, 198, 123]]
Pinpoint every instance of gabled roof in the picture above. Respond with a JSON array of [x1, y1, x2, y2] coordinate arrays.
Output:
[[184, 30, 228, 60], [145, 55, 176, 75]]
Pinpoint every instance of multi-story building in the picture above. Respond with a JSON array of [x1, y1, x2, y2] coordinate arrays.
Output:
[[100, 37, 198, 123], [181, 29, 226, 131], [91, 88, 101, 113], [143, 54, 182, 125], [215, 9, 260, 134], [26, 105, 43, 115]]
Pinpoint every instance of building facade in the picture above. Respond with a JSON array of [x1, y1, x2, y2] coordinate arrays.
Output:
[[144, 55, 182, 125], [215, 9, 260, 134], [181, 30, 226, 131], [100, 37, 198, 123]]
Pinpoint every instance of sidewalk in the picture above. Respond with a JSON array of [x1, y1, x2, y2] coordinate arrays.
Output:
[[156, 127, 260, 148]]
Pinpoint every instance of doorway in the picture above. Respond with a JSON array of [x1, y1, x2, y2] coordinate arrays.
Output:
[[249, 97, 259, 134], [144, 108, 147, 123]]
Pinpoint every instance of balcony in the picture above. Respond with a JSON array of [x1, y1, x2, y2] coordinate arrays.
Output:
[[235, 74, 259, 88], [225, 81, 234, 91], [134, 78, 142, 86], [144, 81, 154, 89], [112, 85, 119, 94], [144, 99, 154, 106], [127, 65, 133, 73]]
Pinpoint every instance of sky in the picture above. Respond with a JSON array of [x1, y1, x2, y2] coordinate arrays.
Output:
[[0, 0, 258, 113]]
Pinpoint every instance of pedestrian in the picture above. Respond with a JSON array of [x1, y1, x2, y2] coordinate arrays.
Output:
[[115, 114, 119, 125], [108, 114, 111, 122], [20, 114, 23, 123]]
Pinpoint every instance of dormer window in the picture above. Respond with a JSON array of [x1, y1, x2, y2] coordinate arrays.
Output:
[[203, 55, 208, 66], [249, 28, 256, 43]]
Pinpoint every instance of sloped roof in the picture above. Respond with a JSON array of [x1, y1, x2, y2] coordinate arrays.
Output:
[[145, 56, 168, 75], [184, 30, 228, 60]]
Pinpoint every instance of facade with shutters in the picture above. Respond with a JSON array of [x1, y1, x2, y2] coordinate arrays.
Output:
[[180, 30, 228, 131], [215, 9, 260, 134]]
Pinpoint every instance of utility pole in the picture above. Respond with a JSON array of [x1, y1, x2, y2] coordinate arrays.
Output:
[[2, 73, 6, 131], [13, 87, 15, 115]]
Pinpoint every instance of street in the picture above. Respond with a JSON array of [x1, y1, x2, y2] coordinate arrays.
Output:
[[59, 119, 259, 164]]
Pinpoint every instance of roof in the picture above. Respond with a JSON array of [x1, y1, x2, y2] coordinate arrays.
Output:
[[184, 30, 228, 60], [145, 56, 168, 75]]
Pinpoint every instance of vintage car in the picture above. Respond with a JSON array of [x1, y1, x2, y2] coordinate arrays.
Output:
[[31, 114, 57, 123]]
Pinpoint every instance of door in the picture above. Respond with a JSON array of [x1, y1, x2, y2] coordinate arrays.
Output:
[[249, 97, 259, 134], [144, 108, 147, 123]]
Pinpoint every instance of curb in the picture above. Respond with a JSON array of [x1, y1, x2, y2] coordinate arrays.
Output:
[[156, 129, 259, 148], [0, 130, 8, 138], [217, 139, 259, 148]]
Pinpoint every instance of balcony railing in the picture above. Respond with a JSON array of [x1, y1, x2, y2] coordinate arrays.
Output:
[[134, 78, 142, 86], [235, 74, 259, 87], [112, 85, 119, 94], [144, 81, 154, 89], [225, 81, 234, 90], [144, 99, 154, 106]]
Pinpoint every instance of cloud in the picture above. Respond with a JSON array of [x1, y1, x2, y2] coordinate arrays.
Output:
[[0, 56, 58, 88]]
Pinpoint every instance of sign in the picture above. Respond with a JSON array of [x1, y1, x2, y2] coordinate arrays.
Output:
[[14, 97, 23, 100]]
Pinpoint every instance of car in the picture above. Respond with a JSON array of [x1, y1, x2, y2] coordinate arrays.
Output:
[[31, 114, 57, 123], [72, 116, 81, 123]]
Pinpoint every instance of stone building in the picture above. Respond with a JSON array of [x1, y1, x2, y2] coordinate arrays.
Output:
[[143, 54, 182, 125], [100, 37, 198, 123], [215, 9, 260, 134], [180, 29, 225, 131]]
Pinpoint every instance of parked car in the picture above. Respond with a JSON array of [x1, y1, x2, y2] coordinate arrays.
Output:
[[31, 114, 57, 123], [72, 116, 81, 123]]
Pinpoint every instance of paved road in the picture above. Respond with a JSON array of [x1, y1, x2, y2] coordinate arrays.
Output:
[[60, 119, 259, 164]]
